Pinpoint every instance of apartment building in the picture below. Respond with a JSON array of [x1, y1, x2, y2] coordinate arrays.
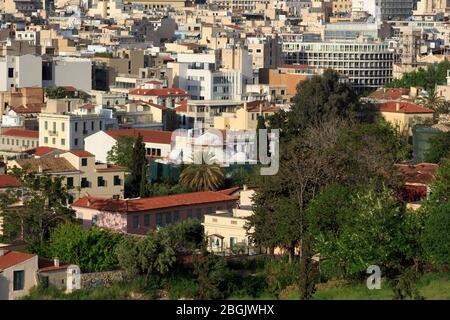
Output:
[[7, 150, 126, 201], [42, 57, 92, 92], [352, 0, 415, 20], [38, 103, 117, 151], [0, 54, 42, 92], [282, 40, 394, 90], [0, 129, 39, 158]]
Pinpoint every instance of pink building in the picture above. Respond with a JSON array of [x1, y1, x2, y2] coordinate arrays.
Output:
[[71, 191, 238, 235]]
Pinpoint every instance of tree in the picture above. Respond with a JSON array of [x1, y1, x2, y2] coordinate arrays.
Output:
[[107, 135, 136, 168], [268, 69, 360, 138], [180, 152, 224, 191], [193, 249, 230, 300], [48, 223, 122, 272], [0, 171, 75, 252], [424, 131, 450, 164], [392, 267, 425, 300], [416, 87, 448, 115], [422, 159, 450, 268], [129, 134, 147, 198]]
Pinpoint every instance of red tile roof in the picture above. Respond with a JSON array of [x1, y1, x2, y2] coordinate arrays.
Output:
[[396, 163, 439, 185], [72, 191, 237, 213], [62, 86, 77, 91], [368, 88, 410, 101], [1, 129, 39, 139], [0, 175, 22, 189], [79, 104, 95, 110], [67, 150, 95, 157], [105, 129, 173, 145], [96, 164, 127, 172], [38, 257, 71, 272], [378, 101, 434, 114], [218, 187, 241, 195], [10, 103, 45, 114], [0, 250, 36, 271], [174, 100, 188, 113], [141, 101, 169, 111], [129, 88, 189, 97], [145, 80, 163, 84], [25, 146, 60, 157]]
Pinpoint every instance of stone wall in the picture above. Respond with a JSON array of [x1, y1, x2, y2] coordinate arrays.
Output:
[[80, 270, 131, 290]]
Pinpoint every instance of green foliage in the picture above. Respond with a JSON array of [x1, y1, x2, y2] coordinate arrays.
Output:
[[48, 223, 122, 272], [180, 152, 225, 191], [94, 52, 113, 58], [422, 159, 450, 268], [107, 135, 136, 168], [392, 267, 425, 300], [129, 134, 147, 198], [44, 86, 88, 100], [387, 60, 450, 91], [310, 185, 423, 280], [424, 132, 450, 164], [0, 171, 75, 251], [145, 182, 193, 197], [268, 69, 360, 138], [264, 258, 299, 299], [165, 276, 198, 299], [193, 251, 231, 300]]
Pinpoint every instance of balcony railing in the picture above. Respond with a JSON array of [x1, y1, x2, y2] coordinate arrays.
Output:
[[48, 130, 58, 136]]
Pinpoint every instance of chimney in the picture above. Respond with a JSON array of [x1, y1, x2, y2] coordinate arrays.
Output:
[[396, 102, 401, 112], [38, 165, 43, 173], [54, 258, 60, 267], [259, 103, 263, 115], [243, 184, 248, 191]]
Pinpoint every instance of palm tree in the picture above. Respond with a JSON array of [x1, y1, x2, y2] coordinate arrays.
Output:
[[417, 87, 448, 115], [180, 152, 224, 191]]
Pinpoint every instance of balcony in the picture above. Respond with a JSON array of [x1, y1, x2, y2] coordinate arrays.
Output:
[[48, 130, 58, 137]]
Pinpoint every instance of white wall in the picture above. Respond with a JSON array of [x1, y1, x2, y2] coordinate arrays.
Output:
[[17, 55, 42, 88], [54, 58, 92, 91], [84, 131, 117, 164]]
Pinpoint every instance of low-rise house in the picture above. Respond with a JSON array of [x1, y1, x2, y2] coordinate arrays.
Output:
[[7, 150, 126, 201], [203, 187, 259, 255], [396, 162, 439, 210], [0, 129, 39, 159], [0, 249, 38, 300], [37, 258, 81, 294], [85, 129, 173, 164], [71, 191, 238, 235], [128, 88, 189, 108], [376, 101, 434, 135]]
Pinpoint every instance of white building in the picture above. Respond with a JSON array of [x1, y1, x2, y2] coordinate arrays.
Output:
[[0, 55, 42, 92], [43, 57, 92, 91]]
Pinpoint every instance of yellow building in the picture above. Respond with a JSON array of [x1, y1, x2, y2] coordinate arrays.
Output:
[[377, 101, 434, 135], [213, 101, 279, 130], [203, 187, 260, 255], [7, 150, 126, 201]]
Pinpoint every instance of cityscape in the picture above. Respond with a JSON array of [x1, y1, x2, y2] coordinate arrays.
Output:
[[0, 0, 449, 305]]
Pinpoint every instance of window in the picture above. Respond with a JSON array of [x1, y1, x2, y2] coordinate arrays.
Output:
[[74, 122, 78, 132], [99, 121, 103, 130], [132, 215, 139, 228], [44, 137, 48, 144], [52, 138, 56, 145], [81, 178, 89, 188], [174, 210, 180, 222], [156, 213, 163, 227], [13, 270, 25, 291], [206, 207, 213, 214], [91, 121, 94, 131], [61, 138, 65, 146], [61, 123, 65, 131], [165, 212, 172, 224], [74, 138, 78, 146], [8, 68, 14, 78], [67, 177, 74, 188], [97, 176, 105, 187], [144, 214, 150, 226], [195, 208, 202, 219], [187, 209, 193, 219], [114, 175, 121, 186], [81, 158, 88, 166], [44, 121, 48, 130]]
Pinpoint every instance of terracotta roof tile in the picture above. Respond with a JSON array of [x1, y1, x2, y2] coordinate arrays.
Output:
[[11, 103, 45, 113], [72, 191, 237, 213], [378, 101, 434, 114], [0, 175, 22, 188], [14, 158, 78, 173], [129, 88, 189, 97], [1, 129, 39, 139], [67, 150, 95, 157], [105, 129, 173, 145], [0, 250, 36, 271]]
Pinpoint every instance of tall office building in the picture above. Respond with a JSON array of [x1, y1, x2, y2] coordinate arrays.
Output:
[[352, 0, 416, 20]]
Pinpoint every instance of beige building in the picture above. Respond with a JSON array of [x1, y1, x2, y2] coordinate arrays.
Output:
[[0, 249, 38, 300], [203, 187, 259, 255], [7, 150, 126, 201], [377, 101, 435, 135], [213, 101, 279, 130], [332, 0, 352, 13], [0, 129, 39, 158], [125, 0, 186, 8]]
